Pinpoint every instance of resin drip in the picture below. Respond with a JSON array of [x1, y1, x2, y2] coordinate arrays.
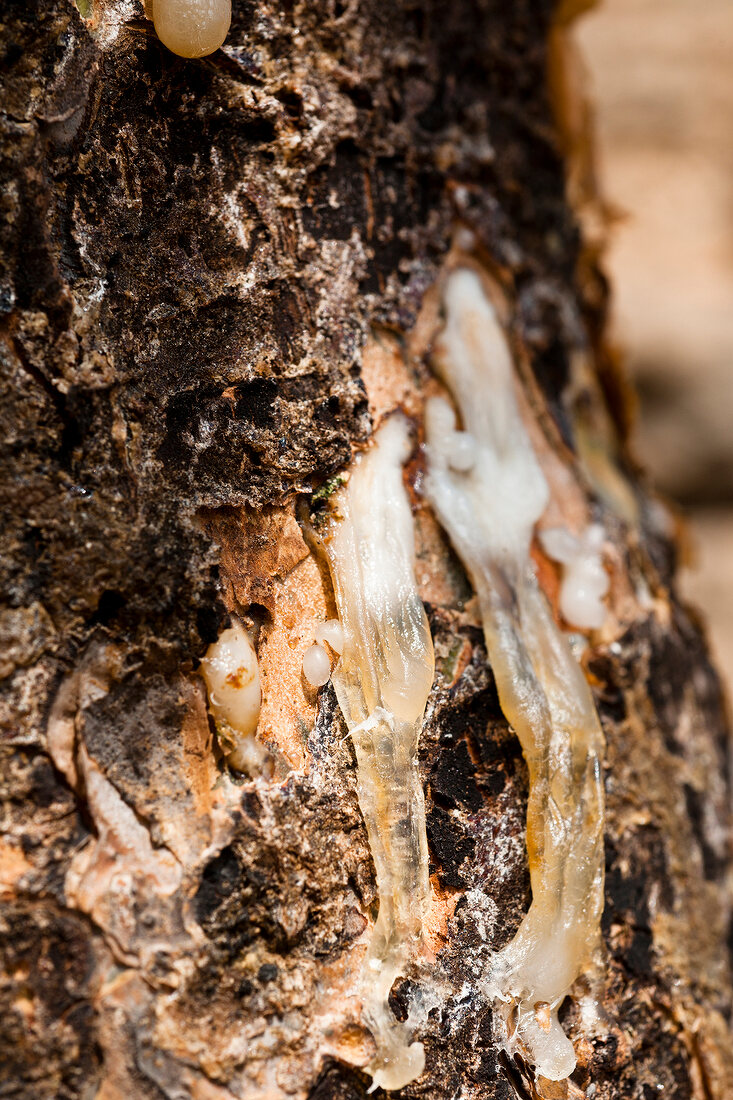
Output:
[[200, 621, 271, 777], [424, 269, 605, 1080], [321, 415, 435, 1091]]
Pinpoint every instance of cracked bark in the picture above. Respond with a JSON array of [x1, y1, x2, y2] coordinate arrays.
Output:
[[1, 1, 731, 1098]]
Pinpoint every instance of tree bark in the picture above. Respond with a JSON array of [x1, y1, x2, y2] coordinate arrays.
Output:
[[1, 1, 731, 1099]]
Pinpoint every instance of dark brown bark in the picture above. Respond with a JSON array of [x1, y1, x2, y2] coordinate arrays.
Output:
[[1, 1, 731, 1098]]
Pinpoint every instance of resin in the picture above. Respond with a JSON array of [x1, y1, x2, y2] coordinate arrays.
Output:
[[321, 414, 435, 1091], [152, 0, 231, 58], [200, 621, 270, 776], [424, 268, 605, 1080]]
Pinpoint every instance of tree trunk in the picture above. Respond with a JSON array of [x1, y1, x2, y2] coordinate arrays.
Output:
[[1, 1, 731, 1099]]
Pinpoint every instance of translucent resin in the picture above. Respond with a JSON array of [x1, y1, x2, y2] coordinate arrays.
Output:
[[152, 0, 231, 59], [321, 414, 435, 1091], [424, 268, 605, 1080]]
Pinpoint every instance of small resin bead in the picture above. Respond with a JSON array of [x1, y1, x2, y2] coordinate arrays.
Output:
[[540, 525, 609, 631], [200, 622, 261, 738], [153, 0, 231, 59], [315, 618, 345, 655], [302, 643, 331, 688]]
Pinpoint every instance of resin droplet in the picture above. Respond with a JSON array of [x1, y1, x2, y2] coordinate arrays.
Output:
[[200, 621, 270, 776], [540, 524, 609, 631], [153, 0, 231, 59], [302, 643, 331, 688], [315, 618, 345, 655]]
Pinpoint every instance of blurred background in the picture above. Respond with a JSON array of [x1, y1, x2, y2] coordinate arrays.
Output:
[[577, 0, 733, 700]]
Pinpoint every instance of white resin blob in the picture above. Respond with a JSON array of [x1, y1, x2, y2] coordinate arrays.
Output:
[[315, 618, 345, 655], [200, 621, 269, 776], [540, 525, 609, 631], [302, 643, 331, 688]]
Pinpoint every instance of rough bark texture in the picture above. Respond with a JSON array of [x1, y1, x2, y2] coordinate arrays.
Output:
[[1, 1, 731, 1099]]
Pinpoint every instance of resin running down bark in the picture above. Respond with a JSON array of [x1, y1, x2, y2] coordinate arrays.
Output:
[[424, 268, 606, 1080], [320, 415, 435, 1091]]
